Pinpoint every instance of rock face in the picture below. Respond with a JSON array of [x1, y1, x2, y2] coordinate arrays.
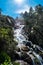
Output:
[[0, 15, 15, 27]]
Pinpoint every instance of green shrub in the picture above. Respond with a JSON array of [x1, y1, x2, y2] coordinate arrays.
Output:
[[1, 61, 13, 65], [0, 52, 11, 64]]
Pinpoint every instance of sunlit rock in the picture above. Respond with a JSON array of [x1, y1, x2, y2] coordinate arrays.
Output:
[[21, 45, 29, 52]]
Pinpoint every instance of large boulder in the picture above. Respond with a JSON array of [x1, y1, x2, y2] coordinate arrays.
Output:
[[21, 46, 30, 52]]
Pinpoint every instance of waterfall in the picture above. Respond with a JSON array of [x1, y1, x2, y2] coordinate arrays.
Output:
[[14, 19, 43, 65], [33, 52, 43, 65], [14, 20, 26, 43]]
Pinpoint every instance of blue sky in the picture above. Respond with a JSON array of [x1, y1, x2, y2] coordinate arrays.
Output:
[[0, 0, 43, 18]]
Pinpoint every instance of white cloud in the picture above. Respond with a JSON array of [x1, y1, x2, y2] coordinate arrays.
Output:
[[14, 0, 26, 6], [13, 0, 30, 14], [15, 5, 29, 14]]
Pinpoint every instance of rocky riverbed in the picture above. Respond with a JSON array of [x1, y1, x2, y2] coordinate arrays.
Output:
[[14, 19, 43, 65]]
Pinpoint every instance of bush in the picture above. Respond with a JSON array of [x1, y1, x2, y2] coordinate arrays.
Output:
[[0, 52, 11, 64], [1, 61, 13, 65]]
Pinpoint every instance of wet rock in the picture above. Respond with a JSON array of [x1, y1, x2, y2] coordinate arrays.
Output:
[[20, 52, 33, 65], [26, 41, 33, 47], [39, 52, 43, 59], [21, 46, 30, 52], [15, 60, 29, 65], [15, 47, 20, 52], [23, 41, 33, 47], [34, 58, 41, 65]]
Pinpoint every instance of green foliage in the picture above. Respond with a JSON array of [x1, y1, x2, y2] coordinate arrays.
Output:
[[0, 27, 15, 52], [0, 52, 11, 63], [0, 52, 13, 65], [0, 27, 13, 40], [21, 4, 43, 48], [1, 61, 13, 65], [35, 4, 43, 14], [0, 15, 18, 61]]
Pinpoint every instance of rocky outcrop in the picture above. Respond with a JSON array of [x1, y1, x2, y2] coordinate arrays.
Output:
[[0, 15, 15, 27]]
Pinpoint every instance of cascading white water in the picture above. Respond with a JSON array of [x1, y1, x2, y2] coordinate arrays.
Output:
[[14, 19, 43, 65], [33, 52, 43, 65], [14, 21, 26, 48], [14, 20, 27, 65]]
